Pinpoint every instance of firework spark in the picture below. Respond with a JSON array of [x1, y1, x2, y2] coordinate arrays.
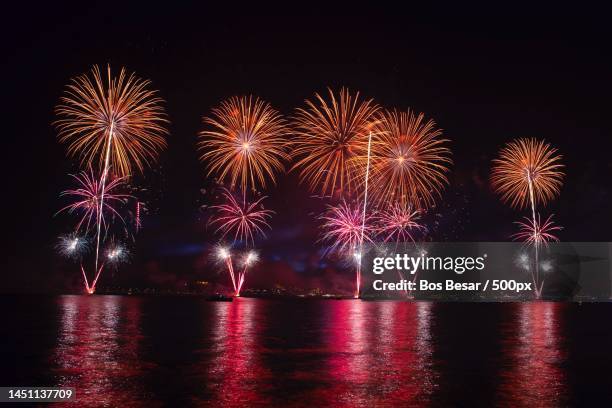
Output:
[[319, 200, 373, 256], [135, 201, 142, 232], [215, 245, 237, 293], [56, 233, 89, 259], [361, 109, 451, 209], [236, 251, 259, 296], [198, 96, 289, 192], [374, 203, 426, 243], [209, 188, 273, 246], [512, 214, 562, 247], [106, 242, 129, 265], [57, 170, 131, 233], [491, 138, 564, 210], [291, 88, 380, 197], [55, 65, 168, 178]]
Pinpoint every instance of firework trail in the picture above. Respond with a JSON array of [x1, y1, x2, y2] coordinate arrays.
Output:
[[319, 200, 374, 297], [359, 109, 452, 210], [512, 214, 562, 296], [291, 88, 379, 198], [492, 138, 564, 298], [135, 201, 142, 232], [55, 65, 167, 293], [57, 170, 131, 233], [209, 189, 273, 295], [215, 246, 237, 293], [356, 130, 373, 297], [236, 251, 258, 296], [198, 95, 289, 194]]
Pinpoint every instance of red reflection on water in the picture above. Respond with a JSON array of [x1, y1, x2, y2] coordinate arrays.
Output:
[[199, 298, 271, 406], [314, 301, 436, 406], [52, 296, 147, 407], [498, 302, 567, 407]]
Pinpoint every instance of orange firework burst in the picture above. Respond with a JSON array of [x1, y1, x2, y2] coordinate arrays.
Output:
[[360, 109, 451, 210], [291, 88, 380, 197], [491, 138, 564, 210], [55, 65, 168, 178], [198, 96, 289, 192]]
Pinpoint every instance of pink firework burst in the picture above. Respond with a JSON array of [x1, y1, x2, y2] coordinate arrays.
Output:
[[512, 214, 562, 247], [319, 200, 373, 255], [374, 203, 426, 243], [58, 169, 131, 233], [209, 188, 273, 246]]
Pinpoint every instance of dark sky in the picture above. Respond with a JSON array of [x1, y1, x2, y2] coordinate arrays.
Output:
[[3, 4, 612, 292]]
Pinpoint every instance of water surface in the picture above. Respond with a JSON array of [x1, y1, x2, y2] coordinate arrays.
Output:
[[2, 296, 611, 406]]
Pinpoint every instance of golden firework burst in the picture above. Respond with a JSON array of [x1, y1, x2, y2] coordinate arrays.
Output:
[[291, 88, 380, 197], [359, 109, 451, 210], [491, 138, 564, 210], [198, 95, 289, 192], [55, 65, 168, 178]]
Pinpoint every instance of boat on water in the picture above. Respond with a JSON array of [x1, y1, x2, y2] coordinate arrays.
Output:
[[205, 294, 233, 302]]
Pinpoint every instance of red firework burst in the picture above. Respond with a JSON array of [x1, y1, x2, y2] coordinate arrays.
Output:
[[319, 200, 373, 255], [373, 203, 426, 243], [512, 214, 562, 247], [209, 188, 274, 246], [58, 169, 131, 233]]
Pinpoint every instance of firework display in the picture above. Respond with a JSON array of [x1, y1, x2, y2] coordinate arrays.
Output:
[[207, 189, 273, 296], [361, 109, 452, 210], [198, 96, 289, 296], [291, 88, 379, 198], [55, 65, 168, 293], [198, 96, 289, 193], [492, 138, 564, 298], [49, 73, 573, 301]]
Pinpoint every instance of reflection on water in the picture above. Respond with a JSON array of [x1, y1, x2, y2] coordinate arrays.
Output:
[[52, 296, 149, 407], [498, 303, 567, 407], [320, 301, 436, 406], [1, 296, 602, 406], [199, 299, 271, 405]]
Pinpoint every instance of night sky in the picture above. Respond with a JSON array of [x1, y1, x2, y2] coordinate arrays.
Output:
[[3, 5, 612, 292]]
